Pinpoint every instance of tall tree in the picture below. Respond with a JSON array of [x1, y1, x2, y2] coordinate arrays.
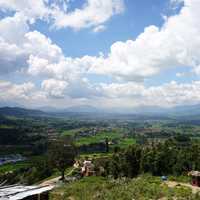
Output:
[[48, 137, 77, 181], [105, 137, 109, 153]]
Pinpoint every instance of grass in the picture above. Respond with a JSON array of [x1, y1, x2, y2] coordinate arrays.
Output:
[[118, 138, 136, 148], [50, 175, 200, 200], [75, 131, 122, 146], [0, 155, 45, 174], [79, 152, 112, 160], [0, 124, 13, 128], [62, 128, 136, 148], [0, 160, 29, 174], [168, 175, 191, 183]]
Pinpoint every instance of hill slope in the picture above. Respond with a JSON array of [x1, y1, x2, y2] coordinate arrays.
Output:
[[0, 107, 46, 117]]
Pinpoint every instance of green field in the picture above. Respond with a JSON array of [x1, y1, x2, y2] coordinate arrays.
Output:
[[118, 138, 136, 147], [75, 131, 122, 146], [62, 128, 136, 148], [62, 128, 86, 137], [0, 155, 45, 174], [0, 161, 29, 174], [0, 125, 14, 128]]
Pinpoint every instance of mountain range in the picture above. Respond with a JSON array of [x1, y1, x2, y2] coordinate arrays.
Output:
[[0, 104, 200, 119]]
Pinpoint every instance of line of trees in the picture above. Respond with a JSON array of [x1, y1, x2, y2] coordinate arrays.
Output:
[[99, 139, 200, 178]]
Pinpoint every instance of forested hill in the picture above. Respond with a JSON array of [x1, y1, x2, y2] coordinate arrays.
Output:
[[0, 107, 46, 117], [1, 105, 200, 120]]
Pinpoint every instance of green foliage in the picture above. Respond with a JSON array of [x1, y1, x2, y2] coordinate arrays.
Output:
[[0, 124, 13, 128], [0, 161, 29, 175], [23, 156, 53, 184], [62, 128, 84, 137], [168, 175, 191, 183], [105, 139, 200, 178], [118, 138, 136, 147], [63, 128, 136, 151], [50, 175, 200, 200], [0, 156, 53, 185], [48, 137, 77, 180]]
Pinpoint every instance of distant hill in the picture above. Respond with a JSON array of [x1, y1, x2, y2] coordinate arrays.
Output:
[[130, 104, 200, 115], [1, 104, 200, 120], [171, 104, 200, 115], [64, 104, 200, 116], [39, 105, 101, 113], [63, 105, 100, 113], [0, 107, 46, 117]]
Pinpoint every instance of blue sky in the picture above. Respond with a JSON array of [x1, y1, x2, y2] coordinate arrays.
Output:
[[0, 0, 200, 110], [32, 0, 168, 57]]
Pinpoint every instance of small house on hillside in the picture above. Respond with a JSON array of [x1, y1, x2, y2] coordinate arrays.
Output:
[[188, 171, 200, 187], [81, 160, 95, 177]]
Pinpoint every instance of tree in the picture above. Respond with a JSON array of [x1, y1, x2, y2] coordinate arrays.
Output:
[[48, 137, 77, 181], [105, 137, 109, 153], [109, 153, 121, 179], [124, 145, 141, 177], [25, 156, 53, 184]]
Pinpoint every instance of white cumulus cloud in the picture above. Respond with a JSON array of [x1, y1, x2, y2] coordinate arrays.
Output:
[[41, 78, 68, 98], [0, 80, 35, 101], [86, 0, 200, 81], [1, 0, 200, 109], [0, 0, 124, 31], [51, 0, 124, 30]]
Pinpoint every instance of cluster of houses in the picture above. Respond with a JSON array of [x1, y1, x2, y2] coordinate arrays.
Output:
[[73, 159, 95, 177], [47, 128, 58, 141], [76, 128, 99, 138], [75, 127, 112, 138]]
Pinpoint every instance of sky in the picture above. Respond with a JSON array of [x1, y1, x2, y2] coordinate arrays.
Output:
[[0, 0, 200, 110]]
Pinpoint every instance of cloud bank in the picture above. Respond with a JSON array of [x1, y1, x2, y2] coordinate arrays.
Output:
[[0, 0, 200, 109]]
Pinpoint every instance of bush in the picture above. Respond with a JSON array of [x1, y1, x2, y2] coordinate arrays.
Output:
[[50, 175, 199, 200]]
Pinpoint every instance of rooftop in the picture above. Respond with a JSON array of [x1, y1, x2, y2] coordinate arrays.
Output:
[[0, 184, 54, 200], [188, 171, 200, 177]]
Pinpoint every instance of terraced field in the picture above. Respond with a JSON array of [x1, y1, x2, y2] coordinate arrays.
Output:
[[63, 128, 136, 148]]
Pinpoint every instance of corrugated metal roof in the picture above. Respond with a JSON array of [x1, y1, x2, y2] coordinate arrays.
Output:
[[188, 171, 200, 177], [0, 184, 54, 200]]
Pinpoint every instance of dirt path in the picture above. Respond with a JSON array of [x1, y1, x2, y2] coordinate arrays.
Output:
[[40, 176, 61, 186], [40, 168, 75, 187], [165, 181, 200, 194]]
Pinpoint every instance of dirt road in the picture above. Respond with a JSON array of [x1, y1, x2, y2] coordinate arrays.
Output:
[[40, 168, 76, 187], [165, 181, 200, 194], [40, 176, 61, 186]]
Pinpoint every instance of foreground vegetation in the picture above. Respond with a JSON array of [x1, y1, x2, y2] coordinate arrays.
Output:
[[50, 175, 200, 200]]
